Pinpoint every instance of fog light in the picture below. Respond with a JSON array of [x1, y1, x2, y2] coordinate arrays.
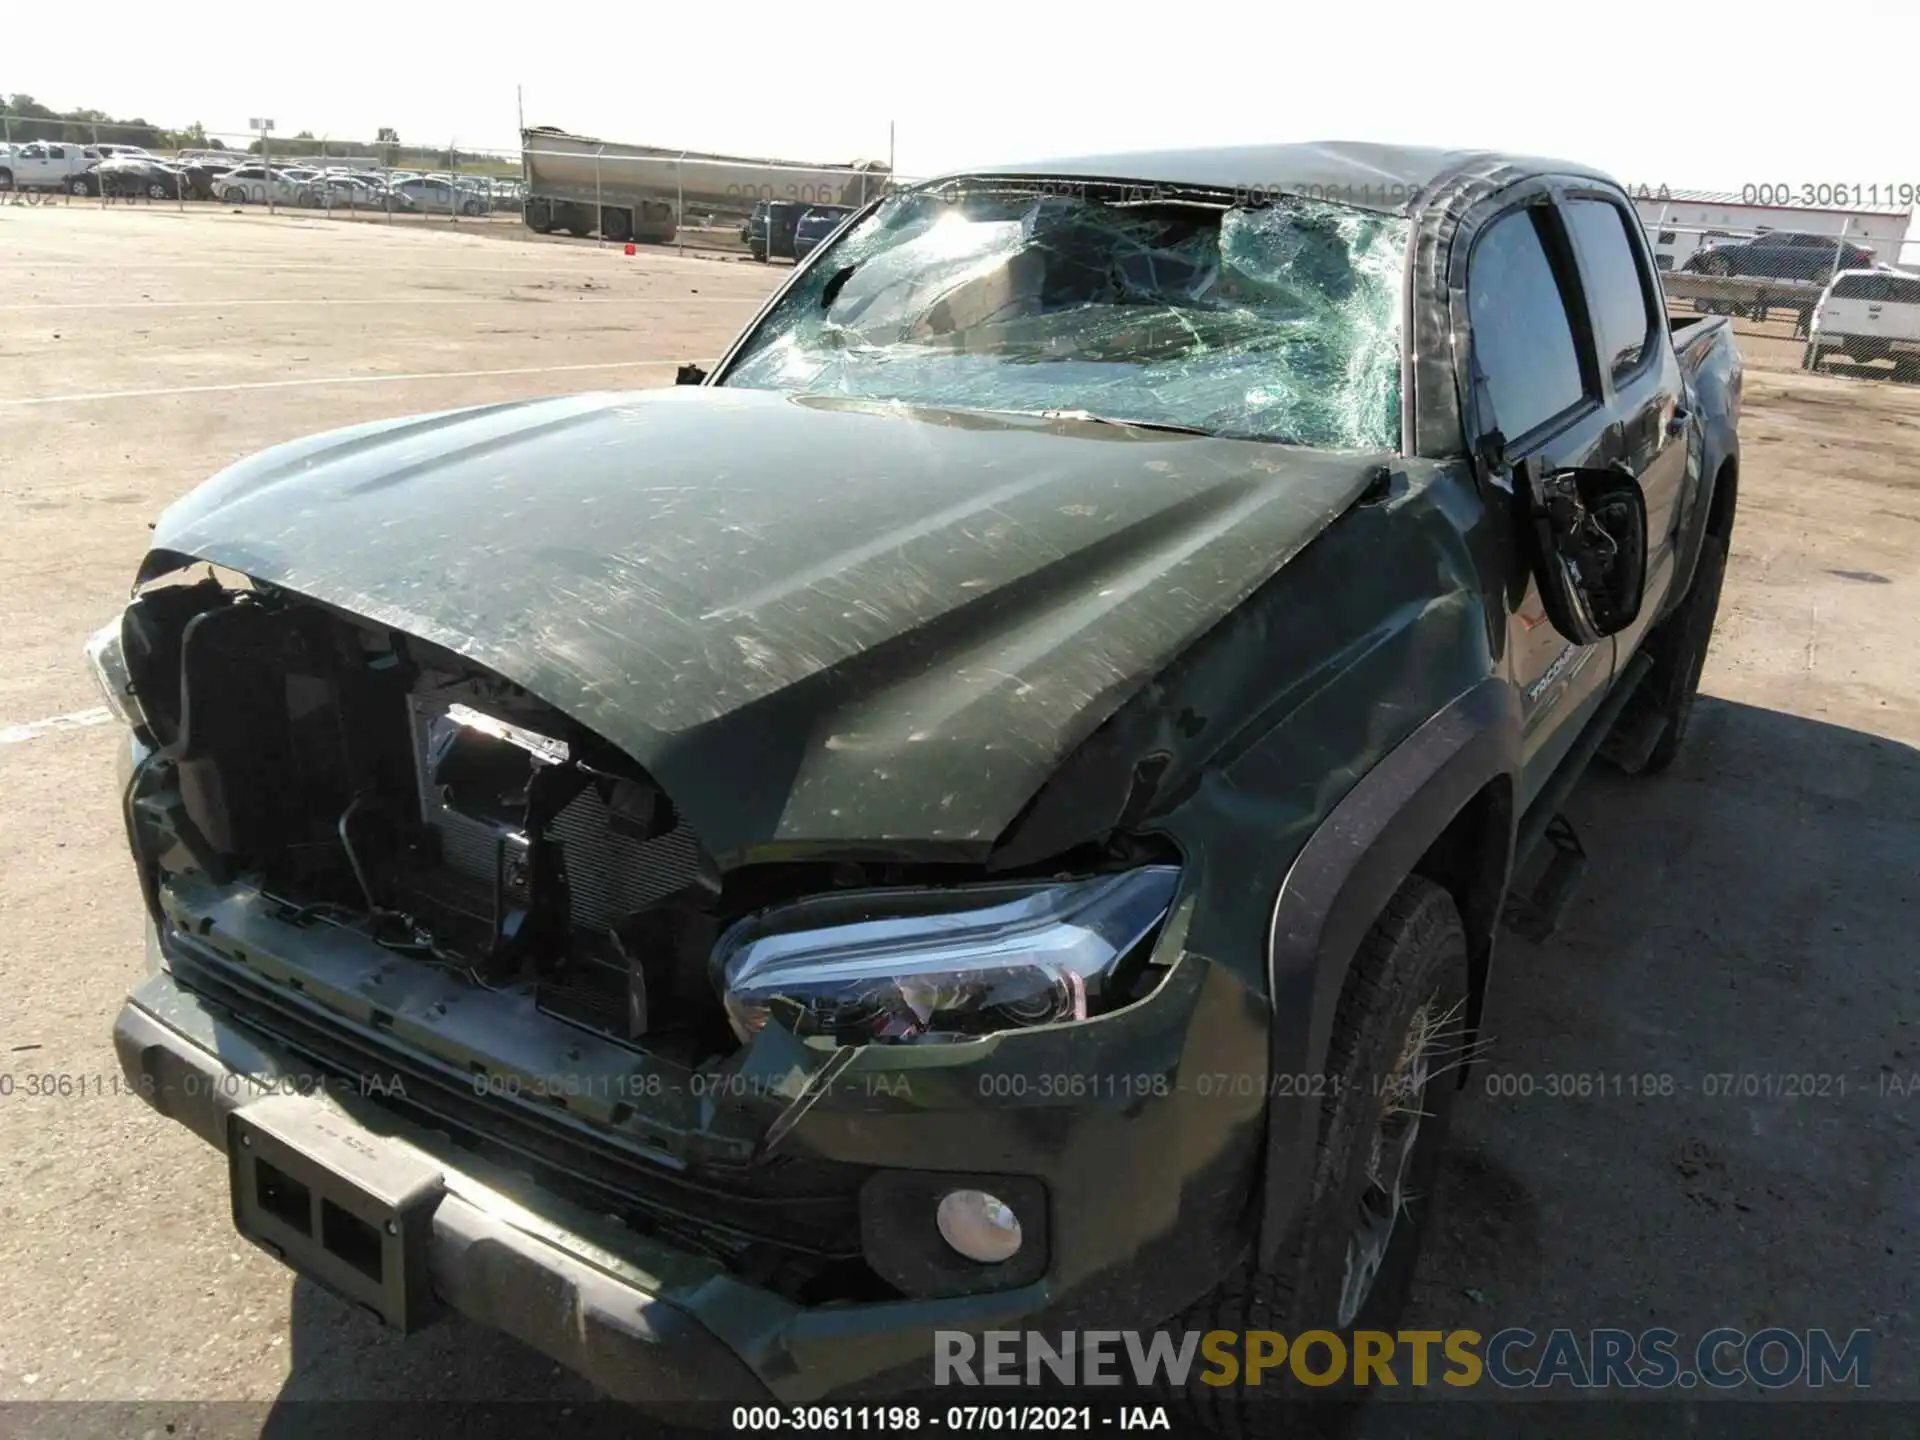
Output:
[[935, 1189, 1022, 1263]]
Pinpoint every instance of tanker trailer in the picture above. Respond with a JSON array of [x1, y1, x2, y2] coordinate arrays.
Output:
[[520, 126, 890, 243]]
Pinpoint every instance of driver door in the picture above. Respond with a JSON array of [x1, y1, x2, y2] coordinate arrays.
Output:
[[1462, 196, 1620, 815]]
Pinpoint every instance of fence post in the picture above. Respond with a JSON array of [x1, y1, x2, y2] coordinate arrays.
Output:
[[595, 144, 604, 246]]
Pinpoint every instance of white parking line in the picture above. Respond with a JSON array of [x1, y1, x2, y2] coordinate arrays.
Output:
[[0, 359, 685, 407], [0, 707, 113, 745]]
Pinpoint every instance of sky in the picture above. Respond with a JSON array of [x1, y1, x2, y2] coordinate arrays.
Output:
[[10, 0, 1919, 193]]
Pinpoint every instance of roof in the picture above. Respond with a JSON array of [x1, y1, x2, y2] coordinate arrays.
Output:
[[951, 141, 1613, 216]]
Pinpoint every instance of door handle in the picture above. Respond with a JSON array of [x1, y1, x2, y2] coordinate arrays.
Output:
[[1666, 404, 1692, 437]]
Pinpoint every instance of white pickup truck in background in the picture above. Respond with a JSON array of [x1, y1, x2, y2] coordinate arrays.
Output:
[[0, 141, 106, 192], [1806, 268, 1920, 380]]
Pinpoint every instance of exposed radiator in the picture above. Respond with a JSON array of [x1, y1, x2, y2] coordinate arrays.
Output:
[[404, 690, 702, 933]]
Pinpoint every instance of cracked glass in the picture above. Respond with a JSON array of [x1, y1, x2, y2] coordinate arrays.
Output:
[[719, 183, 1410, 451]]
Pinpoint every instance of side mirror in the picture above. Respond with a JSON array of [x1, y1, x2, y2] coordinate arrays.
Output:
[[1515, 461, 1648, 646], [675, 363, 708, 386]]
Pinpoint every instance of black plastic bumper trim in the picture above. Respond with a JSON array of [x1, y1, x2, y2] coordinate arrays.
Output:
[[113, 994, 773, 1404]]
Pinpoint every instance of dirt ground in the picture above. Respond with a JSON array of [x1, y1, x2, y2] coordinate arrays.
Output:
[[1, 205, 1915, 1428]]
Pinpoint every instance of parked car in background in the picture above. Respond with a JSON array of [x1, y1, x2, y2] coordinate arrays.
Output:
[[1, 141, 106, 191], [177, 159, 234, 201], [314, 174, 386, 209], [94, 156, 187, 200], [791, 204, 855, 260], [1805, 268, 1920, 379], [746, 198, 805, 261], [95, 143, 158, 161], [389, 176, 487, 215], [214, 166, 308, 206], [1684, 230, 1875, 284]]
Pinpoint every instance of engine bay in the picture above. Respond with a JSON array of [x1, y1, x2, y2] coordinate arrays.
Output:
[[120, 570, 751, 1065]]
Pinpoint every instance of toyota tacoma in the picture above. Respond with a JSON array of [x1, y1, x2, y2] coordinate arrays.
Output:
[[99, 142, 1741, 1427]]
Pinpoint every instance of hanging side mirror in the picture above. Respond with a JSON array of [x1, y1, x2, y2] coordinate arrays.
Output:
[[1514, 459, 1648, 646]]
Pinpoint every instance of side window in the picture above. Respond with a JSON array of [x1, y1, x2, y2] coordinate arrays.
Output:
[[1564, 198, 1656, 382], [1832, 274, 1887, 301], [1887, 276, 1920, 305], [1467, 208, 1588, 440], [48, 145, 66, 159]]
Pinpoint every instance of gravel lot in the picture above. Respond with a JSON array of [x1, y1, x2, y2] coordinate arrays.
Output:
[[1, 205, 1915, 1429]]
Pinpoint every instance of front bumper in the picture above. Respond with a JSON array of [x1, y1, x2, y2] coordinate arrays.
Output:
[[115, 926, 1265, 1402], [114, 972, 780, 1403]]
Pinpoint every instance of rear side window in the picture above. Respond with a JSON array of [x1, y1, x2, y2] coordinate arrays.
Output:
[[1888, 276, 1920, 305], [1832, 274, 1888, 300], [1564, 199, 1656, 382], [1468, 208, 1587, 439]]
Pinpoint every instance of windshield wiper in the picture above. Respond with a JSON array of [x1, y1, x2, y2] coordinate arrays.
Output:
[[1028, 408, 1218, 436]]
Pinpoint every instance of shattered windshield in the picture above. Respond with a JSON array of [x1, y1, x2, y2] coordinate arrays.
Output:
[[718, 182, 1409, 450]]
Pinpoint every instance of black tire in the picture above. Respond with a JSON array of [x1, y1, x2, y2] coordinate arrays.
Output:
[[1171, 877, 1469, 1437], [0, 168, 14, 191], [524, 198, 554, 233], [601, 206, 633, 243], [147, 181, 169, 200], [223, 187, 248, 204], [70, 176, 96, 197], [1631, 531, 1728, 775]]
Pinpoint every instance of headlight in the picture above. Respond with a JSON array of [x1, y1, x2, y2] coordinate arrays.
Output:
[[83, 615, 142, 728], [713, 866, 1180, 1046]]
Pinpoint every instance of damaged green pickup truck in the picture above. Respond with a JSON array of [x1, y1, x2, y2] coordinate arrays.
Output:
[[100, 142, 1740, 1423]]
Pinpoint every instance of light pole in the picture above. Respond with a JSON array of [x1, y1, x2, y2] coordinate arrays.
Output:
[[251, 117, 276, 213]]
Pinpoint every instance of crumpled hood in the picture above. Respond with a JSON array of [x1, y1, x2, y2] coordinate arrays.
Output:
[[151, 386, 1379, 861]]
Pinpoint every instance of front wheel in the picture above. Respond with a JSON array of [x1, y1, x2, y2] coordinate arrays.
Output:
[[70, 176, 95, 197], [1169, 876, 1469, 1432], [147, 181, 169, 200]]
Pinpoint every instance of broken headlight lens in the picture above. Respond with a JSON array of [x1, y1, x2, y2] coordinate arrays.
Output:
[[83, 615, 142, 729], [713, 866, 1179, 1045]]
